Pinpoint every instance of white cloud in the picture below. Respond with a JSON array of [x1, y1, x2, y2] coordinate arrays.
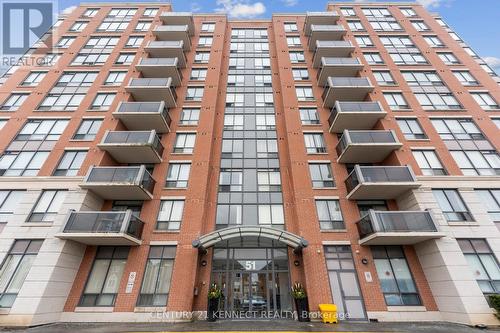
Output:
[[61, 5, 77, 14], [282, 0, 298, 7], [215, 0, 266, 18], [416, 0, 454, 8], [190, 2, 202, 12], [484, 56, 500, 70]]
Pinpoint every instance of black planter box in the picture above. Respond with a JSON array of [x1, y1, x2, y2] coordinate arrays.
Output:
[[294, 297, 310, 322]]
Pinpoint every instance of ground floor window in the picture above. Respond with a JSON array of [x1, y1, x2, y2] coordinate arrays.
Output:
[[372, 246, 421, 306]]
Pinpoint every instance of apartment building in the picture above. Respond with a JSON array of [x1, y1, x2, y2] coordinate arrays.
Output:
[[0, 1, 499, 327]]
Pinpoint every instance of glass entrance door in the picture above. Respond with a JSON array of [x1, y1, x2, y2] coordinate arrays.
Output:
[[231, 272, 269, 313]]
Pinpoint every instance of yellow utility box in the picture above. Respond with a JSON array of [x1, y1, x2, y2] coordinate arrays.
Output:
[[318, 304, 338, 324]]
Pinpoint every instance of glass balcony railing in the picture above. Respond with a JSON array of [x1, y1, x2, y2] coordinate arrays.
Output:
[[138, 57, 178, 66], [328, 101, 385, 130], [84, 166, 156, 195], [114, 102, 172, 133], [101, 130, 164, 157], [336, 130, 400, 157]]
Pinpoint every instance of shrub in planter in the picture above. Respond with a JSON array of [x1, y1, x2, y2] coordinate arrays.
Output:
[[489, 294, 500, 319], [291, 282, 310, 322], [207, 283, 222, 322]]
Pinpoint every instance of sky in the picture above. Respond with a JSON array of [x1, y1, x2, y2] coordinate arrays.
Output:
[[55, 0, 500, 73]]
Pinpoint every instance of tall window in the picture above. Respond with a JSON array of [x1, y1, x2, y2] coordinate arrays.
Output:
[[201, 22, 215, 32], [135, 21, 151, 31], [475, 190, 500, 227], [304, 133, 326, 153], [190, 68, 207, 81], [453, 71, 478, 86], [180, 108, 200, 125], [104, 72, 127, 86], [186, 87, 204, 101], [295, 87, 314, 101], [292, 68, 309, 81], [433, 189, 473, 222], [0, 93, 28, 111], [0, 151, 49, 176], [194, 52, 210, 64], [364, 52, 384, 65], [21, 71, 47, 86], [166, 163, 190, 188], [372, 246, 421, 306], [173, 133, 196, 154], [458, 239, 500, 295], [28, 190, 67, 222], [257, 170, 281, 191], [289, 51, 305, 63], [423, 36, 444, 47], [115, 53, 136, 65], [0, 191, 25, 225], [156, 200, 184, 230], [198, 36, 213, 47], [412, 150, 446, 176], [143, 8, 158, 17], [438, 52, 459, 65], [309, 163, 334, 188], [284, 22, 298, 32], [258, 205, 284, 225], [53, 150, 87, 176], [286, 37, 301, 47], [137, 246, 176, 306], [471, 92, 499, 110], [55, 36, 75, 48], [383, 92, 409, 110], [91, 93, 116, 110], [355, 36, 373, 47], [373, 71, 396, 85], [315, 200, 344, 230], [73, 119, 102, 140], [0, 239, 43, 308], [299, 108, 320, 125], [82, 8, 99, 17], [80, 247, 129, 307], [396, 118, 426, 140]]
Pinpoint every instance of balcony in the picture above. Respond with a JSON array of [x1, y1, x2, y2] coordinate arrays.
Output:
[[336, 130, 402, 163], [80, 166, 156, 200], [113, 102, 171, 133], [329, 101, 387, 133], [322, 77, 374, 108], [125, 78, 177, 107], [317, 57, 364, 86], [153, 25, 191, 49], [56, 210, 144, 246], [136, 58, 183, 84], [356, 210, 445, 245], [97, 130, 164, 164], [145, 41, 186, 67], [304, 12, 340, 36], [345, 165, 420, 200], [313, 41, 355, 68], [308, 25, 346, 50], [159, 12, 194, 35]]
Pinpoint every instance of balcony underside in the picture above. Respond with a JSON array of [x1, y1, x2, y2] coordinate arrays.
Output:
[[125, 86, 176, 107], [159, 13, 195, 35], [359, 231, 446, 245], [337, 143, 402, 163], [304, 14, 340, 35], [136, 64, 182, 85], [347, 182, 421, 200], [308, 31, 346, 50], [313, 46, 355, 67], [318, 64, 364, 86], [97, 144, 162, 164], [113, 112, 170, 133], [144, 46, 186, 67], [329, 111, 387, 133], [56, 232, 142, 246], [80, 184, 153, 200], [152, 30, 191, 48], [323, 86, 374, 108]]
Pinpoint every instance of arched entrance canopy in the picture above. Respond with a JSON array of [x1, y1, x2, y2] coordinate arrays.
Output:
[[192, 226, 308, 254]]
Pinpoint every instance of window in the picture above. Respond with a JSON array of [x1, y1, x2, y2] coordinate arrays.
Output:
[[190, 68, 207, 81], [433, 189, 473, 222], [362, 8, 391, 17], [453, 71, 479, 86], [219, 169, 242, 192], [415, 92, 461, 110], [458, 239, 500, 295], [186, 87, 204, 101], [21, 71, 46, 86], [180, 108, 200, 126], [423, 36, 444, 48], [80, 246, 129, 307], [340, 8, 355, 17], [476, 190, 500, 225], [402, 71, 443, 86], [258, 205, 285, 225], [493, 118, 500, 129], [91, 93, 116, 110], [396, 118, 426, 140], [435, 18, 447, 27], [412, 150, 446, 176], [438, 52, 460, 64], [450, 150, 500, 176], [198, 36, 213, 47], [295, 87, 314, 101], [224, 115, 243, 130], [480, 64, 496, 76], [256, 115, 276, 130], [84, 36, 119, 49], [156, 201, 184, 230], [464, 47, 479, 58], [38, 93, 85, 111], [137, 246, 176, 306], [0, 239, 43, 308], [82, 8, 99, 17], [255, 93, 274, 106], [53, 150, 87, 176], [373, 246, 421, 306], [0, 151, 49, 176], [299, 108, 320, 125], [28, 190, 67, 222], [97, 21, 129, 32], [373, 71, 395, 85], [71, 52, 110, 66], [56, 72, 98, 87], [286, 37, 301, 47], [383, 92, 409, 110], [304, 133, 326, 153], [355, 36, 373, 47], [55, 36, 75, 48], [201, 23, 215, 32], [135, 21, 152, 31], [411, 21, 429, 31], [37, 53, 61, 67], [255, 75, 272, 86], [104, 71, 126, 86], [449, 32, 462, 42], [380, 36, 414, 48], [363, 52, 384, 65], [12, 119, 68, 148], [225, 93, 244, 107], [143, 8, 158, 17], [316, 200, 344, 230], [292, 68, 309, 81], [284, 22, 298, 32], [194, 51, 210, 64], [126, 36, 144, 48], [347, 21, 365, 31], [309, 163, 334, 188], [257, 169, 281, 191], [0, 191, 25, 223], [0, 119, 7, 131], [1, 93, 28, 111], [254, 58, 270, 69], [471, 92, 499, 110], [115, 53, 136, 65], [389, 51, 427, 65], [289, 51, 305, 63], [400, 8, 417, 17], [107, 8, 137, 18], [173, 133, 196, 154], [166, 163, 190, 188], [73, 119, 102, 140], [369, 19, 402, 32]]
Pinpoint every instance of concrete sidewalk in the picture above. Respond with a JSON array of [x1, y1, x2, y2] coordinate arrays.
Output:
[[0, 321, 498, 333]]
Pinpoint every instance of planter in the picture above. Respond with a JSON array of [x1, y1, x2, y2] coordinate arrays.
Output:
[[207, 297, 219, 322], [294, 297, 310, 322]]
